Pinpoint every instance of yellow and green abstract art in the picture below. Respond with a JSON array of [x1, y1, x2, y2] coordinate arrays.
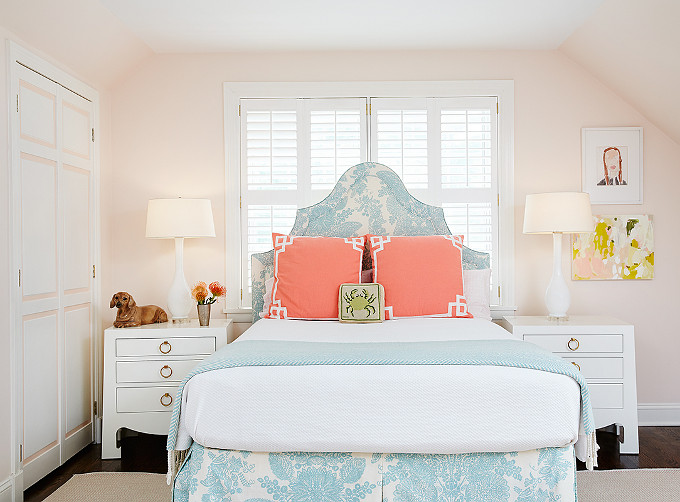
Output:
[[572, 215, 654, 280]]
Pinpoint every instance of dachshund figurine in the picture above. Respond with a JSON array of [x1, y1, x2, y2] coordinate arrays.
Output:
[[110, 291, 168, 328]]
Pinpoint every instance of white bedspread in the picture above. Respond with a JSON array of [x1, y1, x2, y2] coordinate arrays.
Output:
[[176, 318, 581, 455]]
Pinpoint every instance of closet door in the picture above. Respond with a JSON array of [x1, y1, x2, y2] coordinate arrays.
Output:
[[60, 89, 94, 463], [13, 63, 95, 489], [16, 67, 62, 489]]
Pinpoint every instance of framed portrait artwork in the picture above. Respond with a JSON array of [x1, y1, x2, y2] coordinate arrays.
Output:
[[582, 127, 643, 204]]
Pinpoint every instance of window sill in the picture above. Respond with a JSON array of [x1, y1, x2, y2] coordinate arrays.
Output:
[[223, 308, 253, 323], [490, 305, 518, 320]]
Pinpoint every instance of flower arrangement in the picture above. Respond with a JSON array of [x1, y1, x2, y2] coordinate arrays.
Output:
[[191, 281, 226, 305]]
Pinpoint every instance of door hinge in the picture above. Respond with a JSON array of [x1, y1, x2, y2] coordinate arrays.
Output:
[[238, 104, 241, 116], [18, 269, 21, 287], [239, 196, 242, 209], [92, 128, 95, 142], [19, 444, 23, 462], [498, 286, 501, 298], [93, 265, 96, 278], [93, 401, 98, 416], [240, 289, 243, 301], [497, 102, 499, 114]]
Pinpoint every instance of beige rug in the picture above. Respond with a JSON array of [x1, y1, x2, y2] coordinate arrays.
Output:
[[44, 472, 169, 502], [577, 468, 680, 502], [43, 469, 680, 501]]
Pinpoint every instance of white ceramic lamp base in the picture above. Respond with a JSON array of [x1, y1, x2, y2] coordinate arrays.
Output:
[[167, 237, 193, 322], [545, 232, 570, 320]]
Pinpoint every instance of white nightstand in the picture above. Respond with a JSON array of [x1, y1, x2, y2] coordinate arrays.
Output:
[[500, 315, 639, 454], [102, 319, 232, 459]]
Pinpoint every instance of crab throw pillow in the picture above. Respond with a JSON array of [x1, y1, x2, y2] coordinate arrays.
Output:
[[338, 283, 385, 323]]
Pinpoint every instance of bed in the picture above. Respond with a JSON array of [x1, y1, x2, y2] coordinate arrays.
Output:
[[168, 162, 597, 502]]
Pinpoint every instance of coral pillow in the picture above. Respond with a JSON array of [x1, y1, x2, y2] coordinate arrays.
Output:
[[267, 234, 365, 319], [369, 235, 472, 319]]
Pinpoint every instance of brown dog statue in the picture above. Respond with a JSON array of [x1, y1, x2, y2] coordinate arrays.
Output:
[[110, 292, 168, 328]]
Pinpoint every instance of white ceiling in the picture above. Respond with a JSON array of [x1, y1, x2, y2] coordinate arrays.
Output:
[[98, 0, 605, 53]]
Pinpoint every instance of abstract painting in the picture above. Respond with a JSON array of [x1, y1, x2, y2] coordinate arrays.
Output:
[[572, 215, 654, 280]]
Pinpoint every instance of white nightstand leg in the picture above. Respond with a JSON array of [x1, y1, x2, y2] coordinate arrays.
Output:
[[102, 422, 122, 459], [619, 423, 640, 455]]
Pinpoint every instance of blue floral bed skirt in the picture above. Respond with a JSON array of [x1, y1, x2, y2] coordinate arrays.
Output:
[[173, 443, 576, 502]]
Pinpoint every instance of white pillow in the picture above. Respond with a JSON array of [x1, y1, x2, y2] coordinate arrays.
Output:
[[463, 268, 492, 321]]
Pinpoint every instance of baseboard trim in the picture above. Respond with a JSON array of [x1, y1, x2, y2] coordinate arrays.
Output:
[[638, 403, 680, 426], [0, 477, 14, 502]]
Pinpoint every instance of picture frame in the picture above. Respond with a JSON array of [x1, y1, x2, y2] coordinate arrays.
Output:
[[582, 127, 643, 204]]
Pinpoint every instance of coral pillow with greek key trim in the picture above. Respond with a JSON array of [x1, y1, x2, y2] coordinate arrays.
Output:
[[267, 234, 365, 320], [369, 235, 472, 319]]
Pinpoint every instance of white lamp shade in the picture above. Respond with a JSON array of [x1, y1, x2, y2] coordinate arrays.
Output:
[[146, 198, 216, 238], [523, 192, 594, 234]]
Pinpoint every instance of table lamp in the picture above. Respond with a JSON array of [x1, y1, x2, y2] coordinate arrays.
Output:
[[523, 192, 594, 320], [146, 198, 216, 322]]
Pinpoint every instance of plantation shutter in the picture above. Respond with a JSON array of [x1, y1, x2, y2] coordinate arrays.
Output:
[[370, 98, 429, 190], [240, 98, 367, 304], [439, 97, 497, 281], [370, 96, 498, 303]]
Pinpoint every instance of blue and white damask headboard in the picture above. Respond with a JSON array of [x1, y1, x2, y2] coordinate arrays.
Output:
[[251, 162, 490, 323]]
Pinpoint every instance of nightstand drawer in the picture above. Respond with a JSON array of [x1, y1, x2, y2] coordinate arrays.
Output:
[[588, 383, 624, 409], [524, 334, 622, 354], [566, 357, 623, 379], [116, 386, 178, 413], [116, 359, 202, 384], [116, 336, 215, 357]]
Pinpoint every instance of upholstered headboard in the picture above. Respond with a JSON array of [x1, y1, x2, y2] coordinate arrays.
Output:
[[251, 162, 490, 322]]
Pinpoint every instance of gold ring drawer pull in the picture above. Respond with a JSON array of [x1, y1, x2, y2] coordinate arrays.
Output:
[[160, 365, 173, 379], [160, 393, 173, 407], [567, 338, 580, 351], [159, 340, 172, 354], [572, 362, 581, 371]]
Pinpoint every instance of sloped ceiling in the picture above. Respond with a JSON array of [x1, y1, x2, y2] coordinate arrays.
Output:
[[560, 0, 680, 144], [0, 0, 151, 89], [97, 0, 604, 52]]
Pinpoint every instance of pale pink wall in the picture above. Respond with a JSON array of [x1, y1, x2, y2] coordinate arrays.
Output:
[[109, 50, 680, 406], [560, 0, 680, 144]]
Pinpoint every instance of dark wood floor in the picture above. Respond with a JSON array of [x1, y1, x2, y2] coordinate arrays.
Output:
[[24, 427, 680, 502]]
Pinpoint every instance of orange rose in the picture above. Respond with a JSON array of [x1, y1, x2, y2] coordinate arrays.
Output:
[[192, 283, 209, 303], [209, 281, 226, 297]]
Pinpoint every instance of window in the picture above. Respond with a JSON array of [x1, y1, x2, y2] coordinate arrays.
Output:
[[225, 82, 514, 318]]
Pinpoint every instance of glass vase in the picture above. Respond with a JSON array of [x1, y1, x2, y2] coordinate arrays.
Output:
[[197, 304, 211, 326]]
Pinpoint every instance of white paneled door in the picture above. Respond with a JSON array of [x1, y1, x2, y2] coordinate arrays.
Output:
[[12, 62, 96, 490]]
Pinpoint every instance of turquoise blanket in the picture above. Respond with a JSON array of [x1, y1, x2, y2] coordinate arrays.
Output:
[[166, 338, 594, 453]]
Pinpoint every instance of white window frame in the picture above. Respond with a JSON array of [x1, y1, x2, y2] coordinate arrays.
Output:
[[224, 81, 515, 321]]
